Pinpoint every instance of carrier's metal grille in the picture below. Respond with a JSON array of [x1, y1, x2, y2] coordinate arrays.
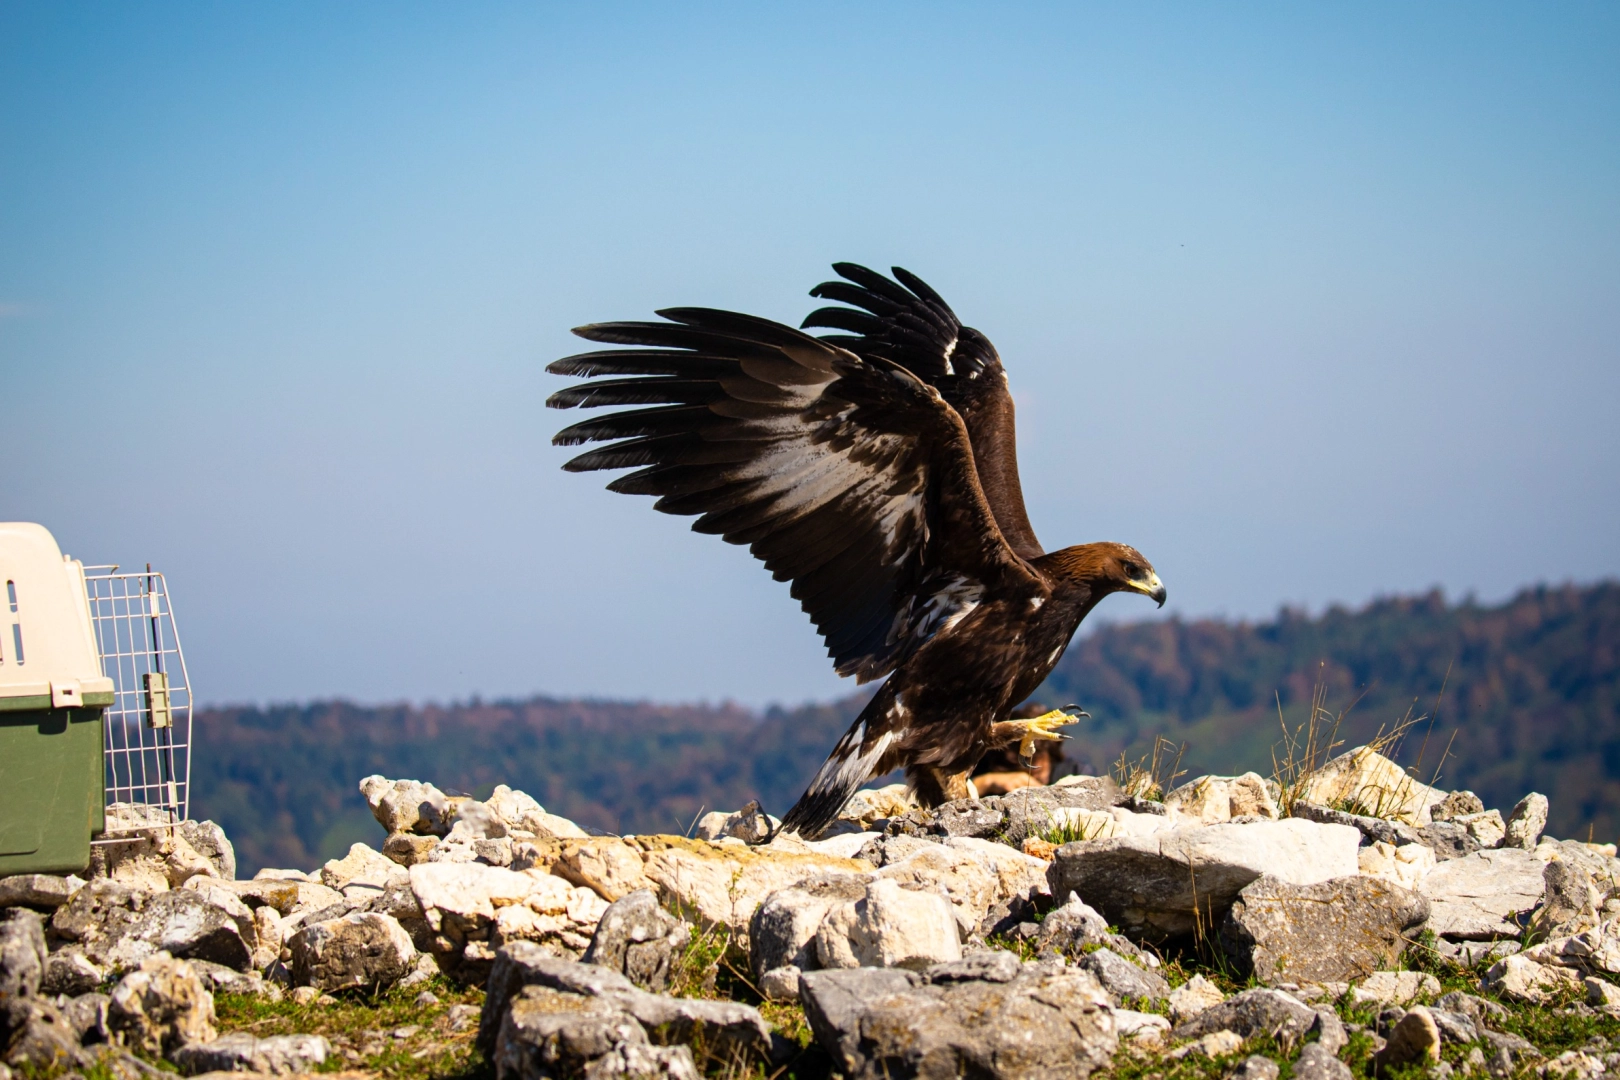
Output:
[[82, 566, 193, 821]]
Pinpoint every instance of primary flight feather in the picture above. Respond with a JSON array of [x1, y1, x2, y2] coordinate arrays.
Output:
[[549, 264, 1165, 838]]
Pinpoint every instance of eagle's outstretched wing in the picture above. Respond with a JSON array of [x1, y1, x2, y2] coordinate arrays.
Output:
[[548, 306, 1041, 683], [802, 264, 1044, 560]]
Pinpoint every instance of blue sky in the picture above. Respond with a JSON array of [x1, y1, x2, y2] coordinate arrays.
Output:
[[3, 3, 1617, 708]]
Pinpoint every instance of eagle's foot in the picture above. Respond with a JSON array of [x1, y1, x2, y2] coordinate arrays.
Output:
[[993, 708, 1083, 765]]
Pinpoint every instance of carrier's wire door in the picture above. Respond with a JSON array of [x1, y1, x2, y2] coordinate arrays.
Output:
[[83, 566, 194, 821]]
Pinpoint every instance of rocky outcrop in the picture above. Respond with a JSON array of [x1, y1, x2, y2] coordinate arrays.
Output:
[[581, 889, 690, 992], [1220, 875, 1429, 982], [1047, 818, 1360, 939], [106, 952, 217, 1056], [799, 960, 1118, 1080], [286, 912, 415, 991]]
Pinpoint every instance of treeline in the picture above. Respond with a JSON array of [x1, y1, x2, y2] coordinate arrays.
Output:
[[191, 581, 1619, 876]]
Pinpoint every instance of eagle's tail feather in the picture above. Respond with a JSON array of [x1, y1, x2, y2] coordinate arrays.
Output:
[[779, 692, 898, 839]]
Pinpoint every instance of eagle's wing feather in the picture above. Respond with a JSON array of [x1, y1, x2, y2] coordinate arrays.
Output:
[[802, 263, 1045, 560], [549, 306, 1040, 683]]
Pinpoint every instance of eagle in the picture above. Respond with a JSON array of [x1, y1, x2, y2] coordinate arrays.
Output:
[[548, 264, 1166, 838]]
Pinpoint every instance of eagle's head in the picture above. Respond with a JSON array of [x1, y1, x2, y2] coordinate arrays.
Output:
[[1046, 542, 1167, 607]]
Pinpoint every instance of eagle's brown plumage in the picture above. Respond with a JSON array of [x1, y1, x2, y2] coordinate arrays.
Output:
[[549, 264, 1165, 837]]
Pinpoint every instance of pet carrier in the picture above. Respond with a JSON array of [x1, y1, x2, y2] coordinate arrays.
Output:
[[0, 522, 116, 874]]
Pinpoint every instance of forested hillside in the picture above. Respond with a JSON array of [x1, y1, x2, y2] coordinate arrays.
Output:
[[191, 581, 1619, 876]]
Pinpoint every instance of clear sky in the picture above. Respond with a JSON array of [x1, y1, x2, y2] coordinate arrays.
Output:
[[3, 3, 1617, 709]]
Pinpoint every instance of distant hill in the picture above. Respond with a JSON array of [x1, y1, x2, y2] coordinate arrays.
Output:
[[190, 581, 1619, 877]]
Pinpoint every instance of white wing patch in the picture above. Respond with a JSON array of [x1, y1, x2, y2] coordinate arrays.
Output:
[[889, 574, 985, 648], [806, 719, 895, 799]]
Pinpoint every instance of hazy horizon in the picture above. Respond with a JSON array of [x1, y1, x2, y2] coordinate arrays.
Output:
[[5, 4, 1617, 707]]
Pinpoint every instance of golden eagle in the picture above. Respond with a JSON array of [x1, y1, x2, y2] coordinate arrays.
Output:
[[549, 264, 1165, 837]]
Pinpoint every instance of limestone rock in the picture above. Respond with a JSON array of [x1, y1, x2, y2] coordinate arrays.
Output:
[[1372, 1007, 1441, 1073], [1456, 810, 1506, 849], [1419, 848, 1546, 939], [750, 875, 869, 993], [50, 880, 148, 966], [798, 962, 1117, 1080], [582, 890, 690, 992], [1077, 947, 1170, 1005], [2, 999, 85, 1070], [1047, 819, 1360, 939], [1504, 793, 1550, 849], [1034, 893, 1149, 963], [0, 875, 80, 911], [1291, 802, 1425, 848], [1481, 953, 1582, 1004], [103, 889, 253, 973], [359, 776, 452, 836], [1431, 791, 1485, 821], [1173, 988, 1317, 1044], [320, 843, 405, 892], [814, 879, 961, 972], [286, 912, 415, 991], [635, 836, 869, 950], [480, 946, 772, 1067], [1220, 875, 1429, 983], [1351, 970, 1440, 1006], [554, 838, 656, 903], [171, 1032, 329, 1075], [883, 777, 1124, 847], [1114, 1008, 1171, 1044], [694, 801, 777, 844], [190, 876, 343, 919], [838, 785, 916, 830], [1162, 773, 1278, 824], [106, 952, 217, 1055], [59, 991, 110, 1045], [1298, 747, 1447, 825], [1233, 1055, 1281, 1080], [40, 948, 103, 997], [1531, 859, 1601, 942], [177, 822, 237, 882], [1357, 841, 1437, 890], [1168, 974, 1226, 1022], [0, 908, 47, 1003], [383, 832, 440, 867], [1293, 1041, 1352, 1080]]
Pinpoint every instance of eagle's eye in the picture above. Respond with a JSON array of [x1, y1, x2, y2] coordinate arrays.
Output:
[[1124, 563, 1144, 580]]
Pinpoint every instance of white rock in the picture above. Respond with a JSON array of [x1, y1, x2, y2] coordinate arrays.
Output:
[[1456, 809, 1506, 848], [359, 776, 451, 836], [802, 833, 880, 859], [1358, 841, 1437, 890], [1163, 773, 1278, 824], [837, 783, 916, 827], [1298, 746, 1446, 825], [1505, 793, 1550, 849], [107, 952, 217, 1055], [1584, 976, 1620, 1010], [1418, 848, 1546, 939], [815, 879, 962, 971], [1482, 953, 1582, 1004], [1046, 807, 1124, 840], [407, 862, 542, 928], [287, 912, 416, 991], [1047, 819, 1361, 939], [321, 843, 405, 891], [1115, 1008, 1171, 1043], [760, 964, 802, 1001], [1168, 974, 1226, 1022], [1350, 970, 1440, 1006]]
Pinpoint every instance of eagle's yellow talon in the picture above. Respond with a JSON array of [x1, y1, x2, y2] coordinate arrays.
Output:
[[1016, 709, 1081, 763]]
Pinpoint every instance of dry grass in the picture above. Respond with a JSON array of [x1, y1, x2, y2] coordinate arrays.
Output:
[[1112, 736, 1188, 802]]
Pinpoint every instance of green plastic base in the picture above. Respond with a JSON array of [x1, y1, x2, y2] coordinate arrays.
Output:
[[0, 706, 105, 875]]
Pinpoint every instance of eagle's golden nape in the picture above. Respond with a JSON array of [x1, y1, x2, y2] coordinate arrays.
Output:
[[549, 264, 1164, 839]]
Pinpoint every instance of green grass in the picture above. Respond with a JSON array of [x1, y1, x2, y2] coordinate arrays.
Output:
[[211, 977, 488, 1080]]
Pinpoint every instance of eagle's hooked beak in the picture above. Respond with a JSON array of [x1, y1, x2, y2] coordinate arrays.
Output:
[[1128, 571, 1167, 608]]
